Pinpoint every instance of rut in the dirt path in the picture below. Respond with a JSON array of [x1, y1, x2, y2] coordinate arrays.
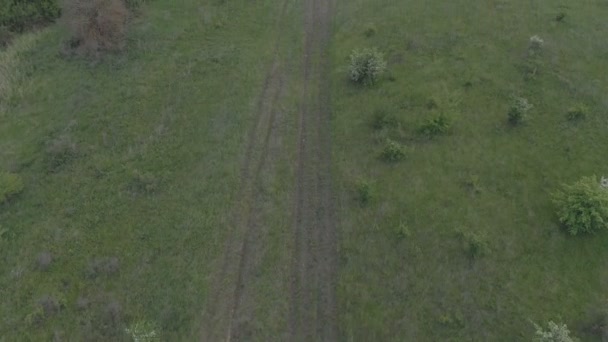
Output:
[[289, 0, 338, 340], [200, 1, 290, 341]]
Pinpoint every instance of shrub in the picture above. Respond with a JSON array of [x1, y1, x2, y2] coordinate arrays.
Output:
[[380, 139, 406, 162], [418, 113, 451, 137], [534, 321, 577, 342], [63, 0, 128, 56], [508, 97, 532, 125], [0, 171, 24, 203], [566, 105, 587, 121], [552, 176, 608, 235], [528, 35, 544, 56], [348, 48, 386, 85], [395, 221, 411, 240], [0, 0, 61, 32]]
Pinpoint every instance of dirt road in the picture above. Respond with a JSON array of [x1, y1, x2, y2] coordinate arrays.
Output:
[[201, 0, 337, 340]]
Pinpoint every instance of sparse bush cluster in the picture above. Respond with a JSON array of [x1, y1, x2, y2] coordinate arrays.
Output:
[[349, 48, 387, 85], [552, 176, 608, 235], [0, 0, 61, 33]]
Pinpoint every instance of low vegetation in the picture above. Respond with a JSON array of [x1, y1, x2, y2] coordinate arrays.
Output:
[[552, 175, 608, 235]]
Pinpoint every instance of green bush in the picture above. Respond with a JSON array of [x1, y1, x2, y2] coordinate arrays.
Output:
[[0, 0, 60, 32], [552, 176, 608, 235], [418, 113, 451, 137], [349, 48, 386, 85], [380, 139, 406, 162], [508, 97, 532, 125], [0, 171, 24, 203], [534, 321, 577, 342]]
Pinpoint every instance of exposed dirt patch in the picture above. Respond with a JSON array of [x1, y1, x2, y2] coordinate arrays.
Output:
[[289, 0, 338, 340], [201, 0, 338, 339]]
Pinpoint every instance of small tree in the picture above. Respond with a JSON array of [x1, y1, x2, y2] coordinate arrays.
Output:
[[534, 321, 577, 342], [552, 176, 608, 235], [348, 48, 386, 85]]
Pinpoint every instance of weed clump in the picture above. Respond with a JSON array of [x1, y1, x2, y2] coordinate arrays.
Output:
[[418, 113, 451, 137], [566, 105, 587, 122], [63, 0, 128, 56], [380, 139, 406, 162], [349, 48, 387, 85], [355, 180, 373, 206], [0, 171, 23, 203]]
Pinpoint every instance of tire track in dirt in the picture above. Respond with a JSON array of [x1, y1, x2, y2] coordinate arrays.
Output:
[[200, 1, 289, 340], [290, 0, 338, 340]]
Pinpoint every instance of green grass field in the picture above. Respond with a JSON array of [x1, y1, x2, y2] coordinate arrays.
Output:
[[332, 0, 608, 341], [0, 0, 301, 340], [1, 0, 607, 340]]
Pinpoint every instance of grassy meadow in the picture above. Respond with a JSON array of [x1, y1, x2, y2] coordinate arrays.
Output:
[[0, 0, 302, 340], [1, 0, 608, 340], [332, 0, 608, 341]]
